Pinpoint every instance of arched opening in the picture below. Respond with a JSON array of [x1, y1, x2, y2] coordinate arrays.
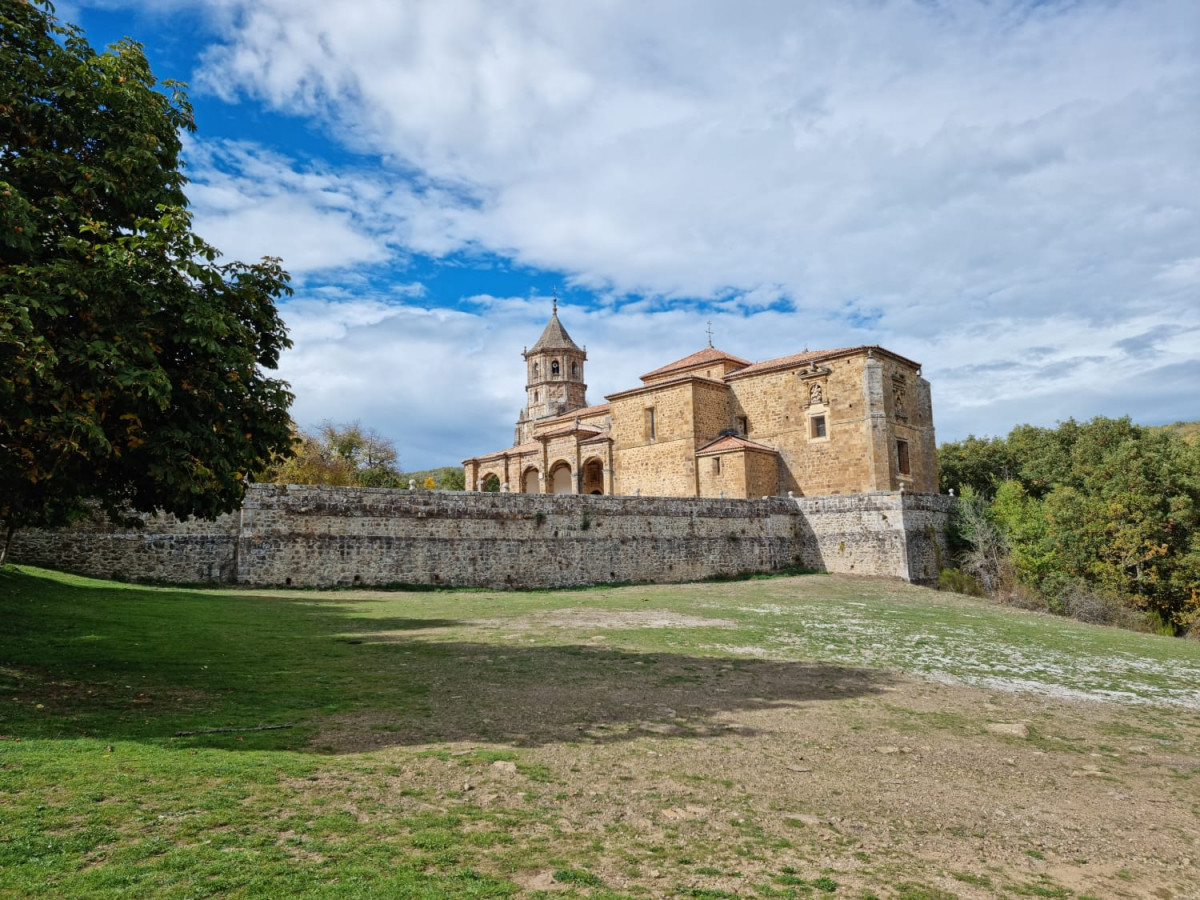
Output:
[[549, 462, 573, 494], [523, 467, 540, 494], [551, 360, 560, 376], [532, 362, 539, 378], [571, 361, 578, 376], [481, 473, 501, 493], [582, 457, 604, 495]]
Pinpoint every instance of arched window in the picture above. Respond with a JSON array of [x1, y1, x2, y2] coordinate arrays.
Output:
[[551, 360, 560, 376], [534, 390, 539, 401], [532, 362, 539, 378], [571, 361, 578, 376]]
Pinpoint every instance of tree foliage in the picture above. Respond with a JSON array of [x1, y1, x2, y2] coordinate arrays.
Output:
[[258, 421, 401, 488], [939, 418, 1200, 631], [0, 1, 294, 560], [400, 466, 465, 491]]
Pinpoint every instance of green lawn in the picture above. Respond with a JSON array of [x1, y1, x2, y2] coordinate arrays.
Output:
[[2, 565, 1198, 898]]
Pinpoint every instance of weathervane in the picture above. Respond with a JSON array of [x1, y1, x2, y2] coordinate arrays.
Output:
[[552, 287, 558, 315], [706, 320, 714, 348]]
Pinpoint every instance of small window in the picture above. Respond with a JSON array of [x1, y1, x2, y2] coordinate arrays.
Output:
[[712, 457, 722, 475], [551, 360, 560, 376], [810, 415, 827, 439], [532, 362, 539, 378], [645, 407, 656, 441], [571, 361, 578, 376], [534, 390, 539, 401], [736, 415, 748, 436], [897, 439, 911, 476]]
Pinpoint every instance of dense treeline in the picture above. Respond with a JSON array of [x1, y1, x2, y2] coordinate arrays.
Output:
[[938, 418, 1200, 635]]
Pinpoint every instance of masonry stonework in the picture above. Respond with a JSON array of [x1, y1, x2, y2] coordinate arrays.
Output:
[[11, 484, 952, 589], [464, 309, 938, 502]]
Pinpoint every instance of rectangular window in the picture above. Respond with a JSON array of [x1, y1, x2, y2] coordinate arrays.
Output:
[[645, 407, 656, 441], [897, 439, 911, 476], [712, 457, 722, 475], [736, 415, 748, 435], [810, 415, 826, 439]]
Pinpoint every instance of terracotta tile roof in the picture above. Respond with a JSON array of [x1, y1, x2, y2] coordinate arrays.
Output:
[[539, 423, 604, 439], [640, 346, 751, 382], [725, 345, 921, 380], [695, 434, 779, 455], [463, 441, 541, 463], [605, 373, 727, 402], [543, 402, 611, 424]]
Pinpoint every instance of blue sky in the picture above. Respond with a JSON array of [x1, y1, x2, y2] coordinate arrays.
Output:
[[62, 0, 1199, 469]]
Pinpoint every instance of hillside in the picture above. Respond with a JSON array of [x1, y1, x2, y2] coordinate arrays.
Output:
[[1155, 419, 1200, 444]]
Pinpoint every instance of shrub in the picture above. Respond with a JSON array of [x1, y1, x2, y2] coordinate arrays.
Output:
[[1042, 575, 1147, 630], [937, 568, 984, 597]]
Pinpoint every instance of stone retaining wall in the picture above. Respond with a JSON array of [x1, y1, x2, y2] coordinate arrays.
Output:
[[10, 486, 952, 589]]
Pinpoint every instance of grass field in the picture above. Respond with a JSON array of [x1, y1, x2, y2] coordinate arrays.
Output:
[[2, 565, 1198, 898]]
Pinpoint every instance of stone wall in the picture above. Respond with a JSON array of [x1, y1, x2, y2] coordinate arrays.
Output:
[[792, 491, 953, 584], [10, 485, 952, 589], [10, 508, 240, 584]]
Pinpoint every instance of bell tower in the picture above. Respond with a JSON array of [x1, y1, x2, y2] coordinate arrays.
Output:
[[514, 296, 588, 444]]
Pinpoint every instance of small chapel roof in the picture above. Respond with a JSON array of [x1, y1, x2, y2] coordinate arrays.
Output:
[[463, 440, 542, 463], [639, 346, 751, 382], [543, 402, 611, 424], [695, 434, 780, 455], [527, 299, 583, 355], [538, 423, 605, 439]]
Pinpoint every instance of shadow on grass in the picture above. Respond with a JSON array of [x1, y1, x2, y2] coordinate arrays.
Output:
[[1, 566, 895, 753]]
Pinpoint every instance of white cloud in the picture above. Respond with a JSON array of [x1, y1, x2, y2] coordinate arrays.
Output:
[[101, 0, 1200, 461]]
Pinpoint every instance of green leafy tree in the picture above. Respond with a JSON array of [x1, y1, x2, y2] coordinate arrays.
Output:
[[0, 2, 294, 563], [258, 421, 400, 488], [940, 417, 1200, 631], [438, 468, 466, 491], [937, 435, 1016, 496], [990, 480, 1054, 584]]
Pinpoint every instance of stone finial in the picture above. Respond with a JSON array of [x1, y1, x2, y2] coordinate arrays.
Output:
[[949, 488, 955, 497], [408, 479, 416, 491]]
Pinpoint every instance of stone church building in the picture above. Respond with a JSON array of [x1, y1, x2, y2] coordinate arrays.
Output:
[[463, 304, 937, 499]]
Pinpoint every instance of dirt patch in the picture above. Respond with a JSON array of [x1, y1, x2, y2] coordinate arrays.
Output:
[[302, 670, 1200, 898]]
